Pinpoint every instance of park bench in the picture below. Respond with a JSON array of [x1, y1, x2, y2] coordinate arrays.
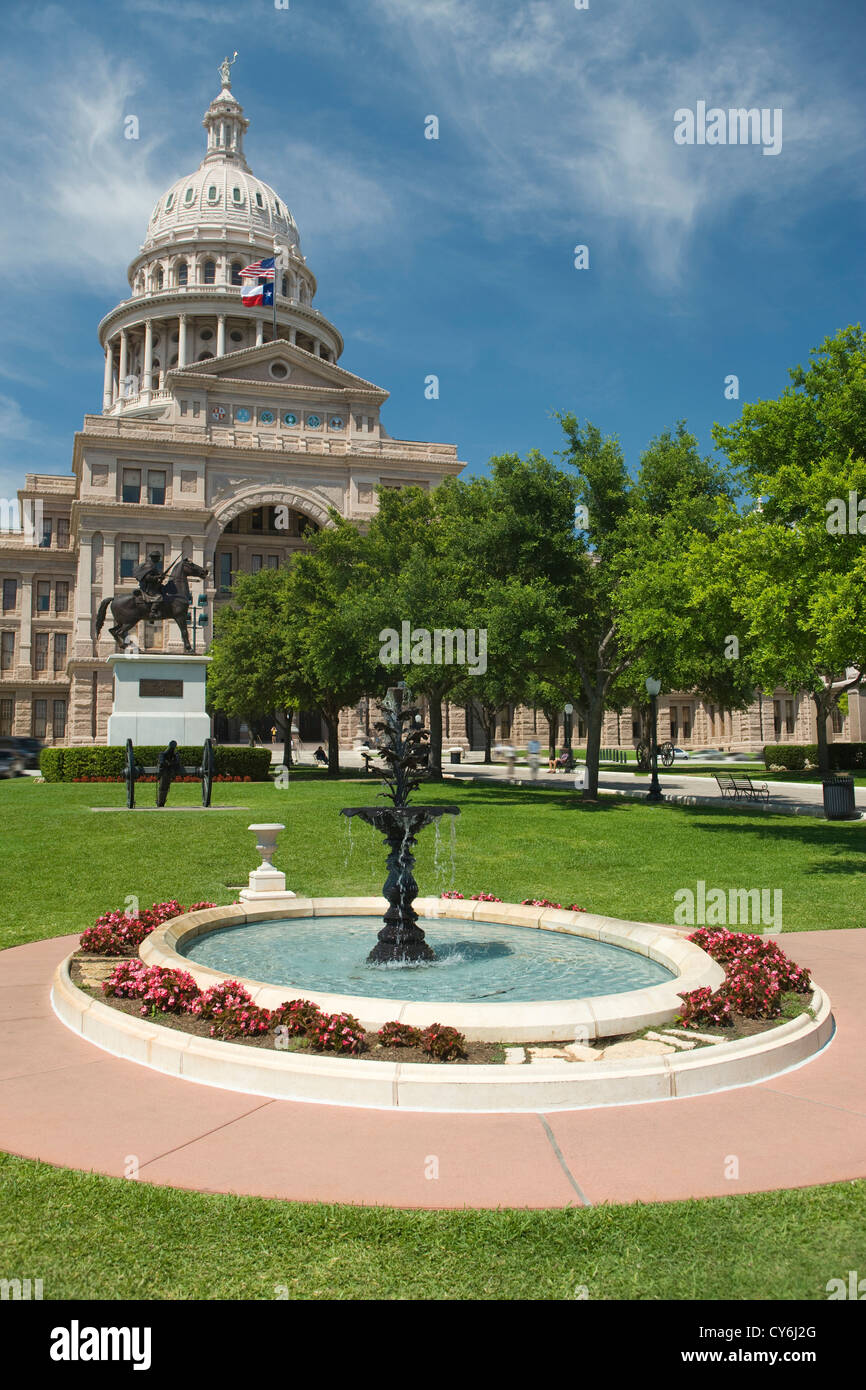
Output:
[[714, 772, 770, 804]]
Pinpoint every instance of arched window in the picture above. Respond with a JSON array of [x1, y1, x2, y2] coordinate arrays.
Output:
[[203, 260, 216, 285], [177, 262, 188, 287], [281, 275, 288, 296], [232, 186, 242, 204], [255, 191, 264, 208], [197, 351, 214, 361], [155, 267, 163, 289], [207, 185, 218, 202], [230, 262, 243, 286], [184, 187, 195, 205]]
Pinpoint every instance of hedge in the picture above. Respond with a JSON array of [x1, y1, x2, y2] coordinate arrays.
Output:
[[763, 742, 866, 772], [39, 745, 272, 782]]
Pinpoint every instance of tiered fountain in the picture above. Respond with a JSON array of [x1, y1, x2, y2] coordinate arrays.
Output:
[[341, 685, 460, 963]]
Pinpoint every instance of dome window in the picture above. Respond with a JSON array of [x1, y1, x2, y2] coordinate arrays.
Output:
[[200, 328, 214, 341], [184, 187, 195, 205], [165, 193, 175, 211], [230, 262, 243, 286], [255, 191, 264, 209], [207, 185, 218, 201], [232, 186, 242, 203], [230, 330, 244, 344], [177, 262, 188, 286], [203, 261, 216, 285]]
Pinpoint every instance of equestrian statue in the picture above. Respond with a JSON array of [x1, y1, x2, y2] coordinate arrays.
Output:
[[95, 552, 209, 653]]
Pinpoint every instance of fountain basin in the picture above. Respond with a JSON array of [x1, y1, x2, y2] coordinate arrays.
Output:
[[139, 897, 725, 1042]]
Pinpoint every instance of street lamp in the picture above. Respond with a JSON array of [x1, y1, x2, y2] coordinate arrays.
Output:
[[191, 592, 209, 653], [564, 702, 574, 763], [645, 677, 663, 802]]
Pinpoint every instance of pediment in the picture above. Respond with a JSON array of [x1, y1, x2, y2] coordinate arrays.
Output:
[[168, 340, 388, 400]]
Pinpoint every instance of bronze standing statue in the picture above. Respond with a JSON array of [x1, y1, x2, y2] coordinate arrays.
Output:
[[94, 555, 209, 653]]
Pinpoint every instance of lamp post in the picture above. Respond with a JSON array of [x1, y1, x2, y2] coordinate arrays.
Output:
[[645, 677, 663, 802], [191, 592, 209, 653], [564, 702, 574, 763]]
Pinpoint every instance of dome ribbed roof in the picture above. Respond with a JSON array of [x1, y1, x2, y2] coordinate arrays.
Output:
[[141, 82, 301, 255]]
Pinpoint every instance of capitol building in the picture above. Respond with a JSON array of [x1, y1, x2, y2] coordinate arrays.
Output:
[[0, 67, 853, 755]]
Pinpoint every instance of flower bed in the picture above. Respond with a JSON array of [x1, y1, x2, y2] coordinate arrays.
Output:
[[678, 930, 812, 1028], [440, 891, 587, 911], [79, 900, 216, 955]]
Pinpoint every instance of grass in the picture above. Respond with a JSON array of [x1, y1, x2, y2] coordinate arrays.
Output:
[[0, 1152, 863, 1300], [2, 774, 864, 1300], [1, 775, 863, 950]]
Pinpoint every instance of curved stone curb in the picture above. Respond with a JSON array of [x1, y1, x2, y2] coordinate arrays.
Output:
[[51, 954, 833, 1113], [138, 897, 725, 1043]]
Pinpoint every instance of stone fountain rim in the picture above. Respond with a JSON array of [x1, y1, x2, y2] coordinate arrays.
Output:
[[138, 897, 726, 1043]]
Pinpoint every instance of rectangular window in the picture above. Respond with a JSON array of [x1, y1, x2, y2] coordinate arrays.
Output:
[[36, 581, 50, 612], [122, 469, 141, 503], [32, 699, 47, 739], [773, 701, 782, 740], [143, 621, 163, 651], [0, 632, 13, 672], [55, 581, 69, 613], [40, 518, 52, 548], [34, 633, 49, 672], [785, 700, 795, 735], [683, 708, 691, 740], [267, 555, 279, 569], [120, 541, 139, 580], [147, 470, 167, 505], [831, 704, 844, 734], [670, 708, 678, 741], [219, 552, 233, 593], [53, 633, 67, 671], [251, 554, 263, 573], [0, 698, 13, 736], [52, 699, 67, 740], [2, 579, 16, 612], [57, 518, 70, 548]]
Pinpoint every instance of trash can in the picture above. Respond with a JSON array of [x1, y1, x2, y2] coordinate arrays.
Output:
[[449, 748, 462, 764], [822, 774, 857, 820]]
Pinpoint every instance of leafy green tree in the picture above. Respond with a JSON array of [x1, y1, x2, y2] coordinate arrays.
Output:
[[208, 568, 295, 764]]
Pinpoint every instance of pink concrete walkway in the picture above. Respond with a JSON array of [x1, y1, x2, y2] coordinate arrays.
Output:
[[1, 931, 864, 1209]]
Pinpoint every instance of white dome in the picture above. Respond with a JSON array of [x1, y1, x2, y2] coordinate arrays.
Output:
[[142, 85, 301, 255]]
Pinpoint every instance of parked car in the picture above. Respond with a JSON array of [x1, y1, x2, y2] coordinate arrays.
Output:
[[0, 748, 25, 778], [671, 747, 690, 761], [0, 736, 42, 770]]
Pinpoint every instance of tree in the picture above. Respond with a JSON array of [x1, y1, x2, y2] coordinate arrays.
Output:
[[208, 568, 296, 765]]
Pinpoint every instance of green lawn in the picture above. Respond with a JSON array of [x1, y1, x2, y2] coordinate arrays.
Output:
[[1, 1152, 862, 1300], [1, 774, 862, 950], [2, 774, 864, 1300]]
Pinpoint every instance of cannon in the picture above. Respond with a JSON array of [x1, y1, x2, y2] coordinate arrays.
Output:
[[124, 738, 215, 809]]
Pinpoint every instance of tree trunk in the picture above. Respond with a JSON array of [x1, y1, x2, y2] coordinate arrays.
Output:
[[427, 691, 444, 781], [582, 696, 605, 799], [323, 708, 341, 776], [542, 706, 559, 763], [282, 708, 293, 769], [813, 694, 830, 774]]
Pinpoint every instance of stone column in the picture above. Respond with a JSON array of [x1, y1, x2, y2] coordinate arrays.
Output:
[[255, 319, 264, 347], [289, 327, 297, 345], [17, 576, 33, 677], [217, 314, 226, 357], [102, 343, 113, 411], [73, 536, 92, 657], [118, 330, 128, 397], [178, 314, 188, 368], [142, 319, 153, 404]]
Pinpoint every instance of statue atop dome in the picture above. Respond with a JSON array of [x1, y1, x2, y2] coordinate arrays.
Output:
[[219, 52, 238, 89]]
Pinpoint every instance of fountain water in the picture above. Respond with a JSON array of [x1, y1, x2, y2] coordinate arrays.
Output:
[[341, 686, 459, 964]]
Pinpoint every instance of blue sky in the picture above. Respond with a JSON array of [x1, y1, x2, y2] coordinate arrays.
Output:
[[0, 0, 864, 499]]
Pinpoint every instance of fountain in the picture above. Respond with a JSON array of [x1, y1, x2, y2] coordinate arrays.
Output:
[[341, 685, 460, 964]]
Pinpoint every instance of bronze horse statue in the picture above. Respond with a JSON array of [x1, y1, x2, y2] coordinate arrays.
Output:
[[95, 556, 209, 653]]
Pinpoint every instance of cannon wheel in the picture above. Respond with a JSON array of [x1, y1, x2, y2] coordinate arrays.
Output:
[[635, 741, 651, 772], [201, 738, 214, 807], [659, 741, 675, 768], [125, 738, 136, 810]]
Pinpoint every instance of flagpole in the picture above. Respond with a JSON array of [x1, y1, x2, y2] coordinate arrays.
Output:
[[272, 240, 278, 341]]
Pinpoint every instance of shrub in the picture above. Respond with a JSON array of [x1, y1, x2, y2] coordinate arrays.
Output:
[[722, 967, 783, 1019], [191, 980, 254, 1021], [102, 959, 148, 999], [138, 966, 201, 1015], [471, 892, 502, 902], [309, 1011, 366, 1055], [683, 928, 812, 1024], [377, 1021, 422, 1048], [677, 986, 733, 1029], [208, 1002, 272, 1040], [762, 745, 806, 771], [79, 900, 214, 955], [270, 998, 326, 1036], [441, 891, 465, 899], [420, 1023, 467, 1061], [41, 745, 271, 782]]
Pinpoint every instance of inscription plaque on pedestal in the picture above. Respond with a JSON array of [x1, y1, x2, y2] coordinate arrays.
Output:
[[139, 679, 184, 699]]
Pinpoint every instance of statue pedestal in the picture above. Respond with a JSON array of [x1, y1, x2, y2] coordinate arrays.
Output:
[[106, 653, 211, 746]]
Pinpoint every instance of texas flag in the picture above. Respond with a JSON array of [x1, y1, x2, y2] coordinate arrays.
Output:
[[241, 279, 274, 306]]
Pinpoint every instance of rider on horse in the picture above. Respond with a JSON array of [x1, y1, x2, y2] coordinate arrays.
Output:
[[133, 551, 168, 622]]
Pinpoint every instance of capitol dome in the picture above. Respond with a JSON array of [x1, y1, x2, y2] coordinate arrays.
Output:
[[141, 80, 301, 255]]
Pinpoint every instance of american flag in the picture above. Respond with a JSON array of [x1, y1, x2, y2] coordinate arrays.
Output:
[[240, 256, 275, 281]]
